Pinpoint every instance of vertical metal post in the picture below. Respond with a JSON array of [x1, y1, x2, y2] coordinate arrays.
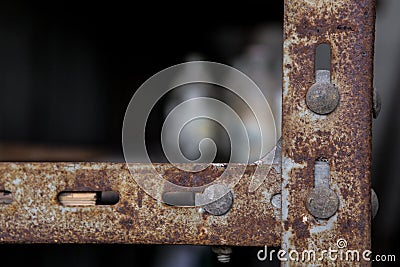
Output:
[[282, 0, 376, 265]]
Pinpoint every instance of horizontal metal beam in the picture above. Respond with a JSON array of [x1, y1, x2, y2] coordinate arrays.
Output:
[[0, 162, 281, 245]]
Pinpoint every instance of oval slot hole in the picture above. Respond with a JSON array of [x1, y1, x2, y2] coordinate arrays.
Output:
[[58, 191, 119, 206], [315, 43, 331, 73]]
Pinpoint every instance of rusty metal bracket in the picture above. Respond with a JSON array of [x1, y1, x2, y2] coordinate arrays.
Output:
[[0, 0, 377, 266]]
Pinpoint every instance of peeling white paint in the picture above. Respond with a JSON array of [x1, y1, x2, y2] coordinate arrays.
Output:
[[65, 165, 76, 172], [281, 156, 307, 220], [298, 109, 327, 121], [310, 214, 337, 234], [12, 178, 22, 185]]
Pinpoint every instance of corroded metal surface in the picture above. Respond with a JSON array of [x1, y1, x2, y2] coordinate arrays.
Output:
[[282, 0, 375, 266], [0, 162, 281, 245]]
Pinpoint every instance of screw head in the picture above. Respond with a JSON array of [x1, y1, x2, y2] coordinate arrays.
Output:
[[203, 184, 233, 216], [306, 82, 339, 115], [212, 246, 232, 263], [305, 187, 339, 219]]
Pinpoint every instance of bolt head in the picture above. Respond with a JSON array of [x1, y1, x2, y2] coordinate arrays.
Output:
[[306, 82, 339, 115], [212, 246, 232, 255], [373, 88, 381, 119], [305, 187, 339, 219]]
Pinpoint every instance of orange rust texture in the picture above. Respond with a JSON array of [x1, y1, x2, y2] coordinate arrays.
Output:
[[0, 162, 280, 245], [282, 0, 375, 266]]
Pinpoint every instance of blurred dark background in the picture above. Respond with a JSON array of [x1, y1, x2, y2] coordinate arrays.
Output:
[[0, 0, 398, 266]]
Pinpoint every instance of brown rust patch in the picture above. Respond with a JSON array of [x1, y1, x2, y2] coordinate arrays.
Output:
[[198, 226, 208, 239], [158, 164, 224, 187]]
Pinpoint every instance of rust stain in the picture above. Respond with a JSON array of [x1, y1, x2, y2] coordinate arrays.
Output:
[[282, 0, 375, 266], [198, 226, 208, 239], [158, 164, 224, 187]]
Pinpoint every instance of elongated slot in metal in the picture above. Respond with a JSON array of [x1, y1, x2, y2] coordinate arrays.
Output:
[[315, 43, 331, 81], [314, 157, 330, 188], [0, 190, 12, 204], [58, 191, 119, 206], [162, 191, 196, 206]]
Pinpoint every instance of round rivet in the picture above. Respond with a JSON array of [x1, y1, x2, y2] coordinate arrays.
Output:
[[305, 187, 339, 219], [203, 184, 233, 216], [306, 82, 339, 115]]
